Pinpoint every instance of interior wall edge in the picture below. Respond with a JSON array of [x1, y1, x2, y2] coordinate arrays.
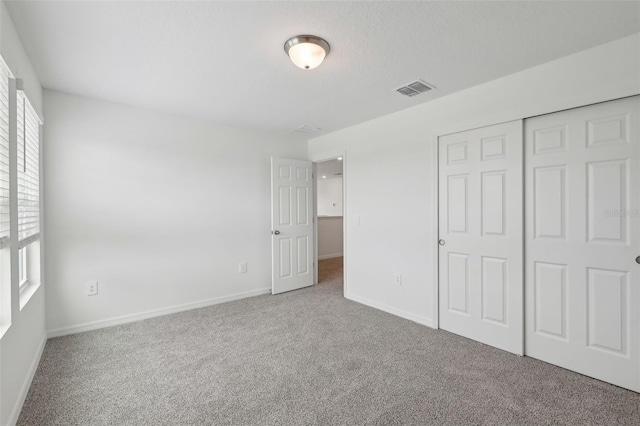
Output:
[[5, 334, 46, 426], [0, 0, 43, 118], [346, 292, 434, 329], [0, 1, 46, 425]]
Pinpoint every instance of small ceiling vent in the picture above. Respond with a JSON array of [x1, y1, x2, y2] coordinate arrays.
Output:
[[396, 79, 435, 97], [295, 125, 323, 134]]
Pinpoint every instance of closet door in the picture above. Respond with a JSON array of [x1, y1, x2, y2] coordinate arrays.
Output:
[[525, 96, 640, 391], [438, 120, 523, 355]]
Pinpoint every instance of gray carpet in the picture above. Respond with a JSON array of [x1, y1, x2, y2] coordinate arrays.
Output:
[[18, 260, 640, 425]]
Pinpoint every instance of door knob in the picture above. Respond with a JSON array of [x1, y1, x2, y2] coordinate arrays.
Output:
[[636, 256, 640, 264], [273, 230, 280, 235], [439, 239, 445, 246]]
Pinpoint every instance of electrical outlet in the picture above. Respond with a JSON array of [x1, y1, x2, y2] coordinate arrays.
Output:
[[395, 274, 402, 285], [85, 281, 98, 296], [239, 262, 248, 274]]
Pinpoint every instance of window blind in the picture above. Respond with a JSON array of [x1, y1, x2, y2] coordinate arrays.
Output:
[[17, 91, 40, 246], [0, 59, 11, 248]]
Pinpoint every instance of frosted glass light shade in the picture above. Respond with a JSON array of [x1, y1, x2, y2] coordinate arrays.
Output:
[[288, 43, 326, 70], [284, 35, 330, 70]]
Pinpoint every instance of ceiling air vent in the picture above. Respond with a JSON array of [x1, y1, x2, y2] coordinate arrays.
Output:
[[295, 125, 323, 134], [396, 79, 435, 97]]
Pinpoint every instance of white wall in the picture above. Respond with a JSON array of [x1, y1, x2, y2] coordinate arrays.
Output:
[[318, 217, 343, 259], [0, 2, 40, 118], [308, 34, 640, 327], [0, 2, 46, 425], [43, 90, 307, 335], [317, 177, 343, 217]]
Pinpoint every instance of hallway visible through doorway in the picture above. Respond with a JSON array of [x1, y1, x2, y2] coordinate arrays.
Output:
[[318, 256, 343, 285], [315, 157, 344, 290]]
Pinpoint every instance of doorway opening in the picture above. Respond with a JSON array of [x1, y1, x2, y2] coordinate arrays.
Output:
[[314, 157, 345, 290]]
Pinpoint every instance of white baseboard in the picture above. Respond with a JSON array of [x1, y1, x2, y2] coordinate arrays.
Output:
[[346, 292, 435, 328], [7, 334, 47, 426], [47, 287, 272, 338], [318, 253, 343, 260]]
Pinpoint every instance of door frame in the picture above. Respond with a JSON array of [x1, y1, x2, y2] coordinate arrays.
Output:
[[312, 152, 347, 297]]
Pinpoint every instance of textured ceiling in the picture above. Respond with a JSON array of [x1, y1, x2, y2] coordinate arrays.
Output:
[[5, 1, 640, 137]]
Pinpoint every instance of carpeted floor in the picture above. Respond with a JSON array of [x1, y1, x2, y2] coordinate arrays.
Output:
[[18, 258, 640, 425]]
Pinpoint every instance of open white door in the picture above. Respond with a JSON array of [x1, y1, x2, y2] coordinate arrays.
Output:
[[438, 120, 524, 355], [271, 157, 314, 295]]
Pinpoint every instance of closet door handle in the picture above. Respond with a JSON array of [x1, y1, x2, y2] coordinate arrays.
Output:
[[439, 239, 445, 246], [273, 230, 280, 235], [636, 256, 640, 264]]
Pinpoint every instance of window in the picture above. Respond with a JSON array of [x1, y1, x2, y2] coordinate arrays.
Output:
[[0, 56, 42, 319], [0, 58, 12, 329], [17, 91, 40, 246], [0, 58, 10, 248], [18, 247, 26, 288], [15, 88, 41, 309]]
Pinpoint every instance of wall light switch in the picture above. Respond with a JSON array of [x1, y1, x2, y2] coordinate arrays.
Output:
[[395, 274, 402, 285], [85, 281, 98, 296], [239, 262, 248, 274]]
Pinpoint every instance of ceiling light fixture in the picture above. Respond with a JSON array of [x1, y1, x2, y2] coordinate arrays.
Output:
[[284, 35, 330, 70], [337, 157, 343, 161]]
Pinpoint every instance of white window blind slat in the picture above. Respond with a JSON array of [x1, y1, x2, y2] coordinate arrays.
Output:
[[0, 59, 10, 241], [17, 91, 40, 243]]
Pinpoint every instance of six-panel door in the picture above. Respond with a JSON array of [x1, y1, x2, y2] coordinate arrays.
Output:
[[525, 96, 640, 391], [271, 157, 314, 295], [438, 120, 524, 355]]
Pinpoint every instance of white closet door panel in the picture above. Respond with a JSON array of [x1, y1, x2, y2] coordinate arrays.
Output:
[[525, 96, 640, 392], [439, 120, 523, 355]]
